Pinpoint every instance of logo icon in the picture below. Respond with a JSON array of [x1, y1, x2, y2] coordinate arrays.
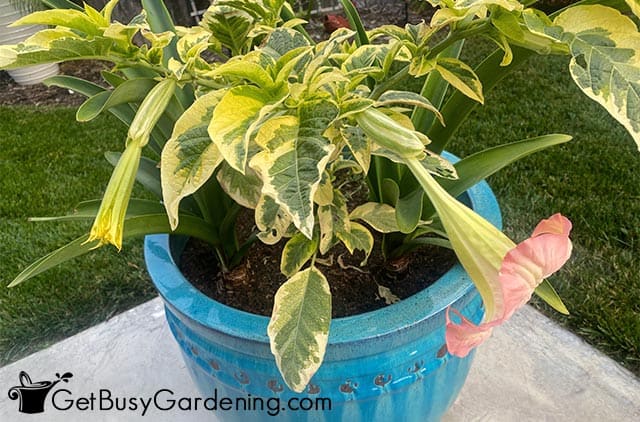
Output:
[[8, 371, 72, 414]]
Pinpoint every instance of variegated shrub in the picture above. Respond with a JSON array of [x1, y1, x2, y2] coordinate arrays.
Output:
[[3, 0, 640, 392]]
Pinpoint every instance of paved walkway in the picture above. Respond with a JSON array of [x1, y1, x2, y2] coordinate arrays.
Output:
[[1, 297, 638, 421]]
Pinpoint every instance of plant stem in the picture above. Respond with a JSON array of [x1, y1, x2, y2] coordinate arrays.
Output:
[[370, 20, 491, 99]]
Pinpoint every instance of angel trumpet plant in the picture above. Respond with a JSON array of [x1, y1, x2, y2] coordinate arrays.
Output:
[[405, 158, 572, 356]]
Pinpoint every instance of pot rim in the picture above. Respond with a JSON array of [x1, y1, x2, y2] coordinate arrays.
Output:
[[145, 157, 502, 346]]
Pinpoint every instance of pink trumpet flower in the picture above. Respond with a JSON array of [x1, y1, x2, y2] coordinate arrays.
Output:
[[445, 214, 573, 357]]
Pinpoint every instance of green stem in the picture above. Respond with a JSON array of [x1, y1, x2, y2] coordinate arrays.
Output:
[[428, 19, 490, 59], [370, 20, 491, 100]]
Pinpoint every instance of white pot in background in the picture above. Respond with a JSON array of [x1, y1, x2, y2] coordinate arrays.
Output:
[[0, 0, 59, 85]]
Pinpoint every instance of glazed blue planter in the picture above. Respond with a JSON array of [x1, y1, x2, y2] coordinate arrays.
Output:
[[145, 179, 502, 422]]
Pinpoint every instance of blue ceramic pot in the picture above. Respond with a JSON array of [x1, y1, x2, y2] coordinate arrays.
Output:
[[144, 179, 501, 422]]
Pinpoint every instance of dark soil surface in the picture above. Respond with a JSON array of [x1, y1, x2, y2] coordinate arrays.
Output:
[[180, 235, 456, 318], [0, 61, 109, 107]]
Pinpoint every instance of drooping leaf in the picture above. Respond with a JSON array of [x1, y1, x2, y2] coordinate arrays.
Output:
[[350, 202, 400, 233], [318, 189, 349, 255], [340, 126, 371, 173], [162, 91, 224, 230], [216, 162, 262, 209], [555, 5, 640, 149], [250, 101, 338, 239], [281, 233, 318, 278], [336, 221, 374, 264], [255, 194, 293, 245], [268, 266, 331, 393]]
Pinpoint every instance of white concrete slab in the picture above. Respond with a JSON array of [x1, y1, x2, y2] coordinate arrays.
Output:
[[1, 297, 638, 421]]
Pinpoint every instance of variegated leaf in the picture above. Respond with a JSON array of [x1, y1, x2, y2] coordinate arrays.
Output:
[[350, 202, 400, 233], [11, 9, 102, 36], [268, 266, 331, 393], [555, 5, 640, 149], [216, 162, 262, 209], [318, 189, 349, 255], [0, 30, 117, 69], [250, 101, 338, 239], [263, 27, 310, 58], [209, 85, 274, 174], [314, 173, 334, 206], [336, 222, 374, 265], [433, 58, 484, 104], [162, 91, 224, 230], [422, 150, 458, 180], [281, 233, 318, 277], [255, 195, 292, 245], [339, 126, 371, 173], [202, 4, 254, 55], [375, 90, 444, 126]]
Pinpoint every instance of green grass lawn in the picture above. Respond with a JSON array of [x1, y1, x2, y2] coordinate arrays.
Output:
[[0, 107, 156, 365], [0, 46, 638, 375]]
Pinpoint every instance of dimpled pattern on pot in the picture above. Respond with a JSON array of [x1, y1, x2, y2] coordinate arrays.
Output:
[[145, 172, 502, 422]]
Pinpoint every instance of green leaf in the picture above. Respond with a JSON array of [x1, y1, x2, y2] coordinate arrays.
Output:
[[162, 91, 224, 229], [535, 280, 570, 315], [76, 78, 157, 122], [441, 134, 573, 198], [141, 0, 179, 64], [350, 202, 400, 233], [216, 162, 262, 209], [556, 5, 640, 149], [250, 101, 338, 239], [209, 85, 273, 173], [45, 75, 105, 97], [339, 0, 369, 46], [336, 222, 374, 264], [281, 233, 318, 277], [268, 266, 331, 393], [422, 134, 572, 219], [263, 27, 310, 58], [396, 188, 423, 234], [105, 153, 163, 199], [8, 213, 219, 287], [29, 199, 165, 222]]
